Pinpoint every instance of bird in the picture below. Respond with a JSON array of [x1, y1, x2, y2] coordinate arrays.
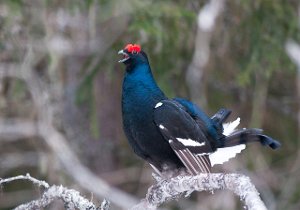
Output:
[[119, 43, 281, 176]]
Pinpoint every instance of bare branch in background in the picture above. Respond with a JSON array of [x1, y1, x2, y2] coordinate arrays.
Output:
[[0, 63, 137, 208], [282, 38, 300, 209], [286, 40, 300, 68], [0, 119, 38, 141], [186, 0, 225, 107], [285, 40, 300, 138], [131, 173, 267, 210], [0, 152, 40, 173], [285, 27, 300, 149]]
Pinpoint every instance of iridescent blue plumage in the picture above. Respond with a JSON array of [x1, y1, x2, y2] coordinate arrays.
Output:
[[174, 98, 219, 139], [121, 52, 184, 171], [173, 98, 233, 148]]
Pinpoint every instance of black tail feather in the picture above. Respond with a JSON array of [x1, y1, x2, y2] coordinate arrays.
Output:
[[221, 128, 281, 149], [211, 108, 232, 125], [259, 134, 281, 149], [211, 108, 232, 140]]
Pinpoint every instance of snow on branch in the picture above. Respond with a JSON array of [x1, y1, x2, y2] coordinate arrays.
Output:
[[131, 173, 267, 210], [0, 174, 109, 210]]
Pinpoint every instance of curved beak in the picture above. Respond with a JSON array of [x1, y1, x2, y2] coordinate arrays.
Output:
[[118, 50, 130, 63]]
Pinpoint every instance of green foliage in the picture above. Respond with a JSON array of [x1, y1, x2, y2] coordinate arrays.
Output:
[[233, 0, 300, 86], [76, 56, 99, 104], [76, 57, 102, 138], [127, 0, 197, 96], [5, 0, 22, 11], [90, 95, 100, 138]]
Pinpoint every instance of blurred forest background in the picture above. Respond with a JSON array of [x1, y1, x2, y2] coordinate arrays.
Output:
[[0, 0, 300, 209]]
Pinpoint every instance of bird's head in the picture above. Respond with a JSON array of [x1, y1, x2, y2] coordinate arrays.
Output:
[[118, 44, 148, 67]]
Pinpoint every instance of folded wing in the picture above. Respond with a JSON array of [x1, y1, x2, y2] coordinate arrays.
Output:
[[153, 100, 213, 175]]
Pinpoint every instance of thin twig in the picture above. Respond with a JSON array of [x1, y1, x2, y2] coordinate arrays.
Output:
[[0, 173, 49, 188]]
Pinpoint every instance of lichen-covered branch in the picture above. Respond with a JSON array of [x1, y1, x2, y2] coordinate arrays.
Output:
[[0, 172, 267, 210], [0, 173, 49, 188], [14, 185, 101, 210], [131, 173, 267, 210], [0, 174, 110, 210]]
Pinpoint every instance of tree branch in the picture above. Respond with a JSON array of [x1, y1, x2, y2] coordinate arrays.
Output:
[[131, 173, 267, 210], [286, 40, 300, 142], [0, 173, 49, 188], [0, 119, 39, 141], [14, 185, 103, 210], [0, 174, 109, 210]]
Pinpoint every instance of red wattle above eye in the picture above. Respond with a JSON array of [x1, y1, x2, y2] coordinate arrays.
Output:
[[132, 44, 141, 53], [125, 43, 141, 53], [125, 44, 134, 52]]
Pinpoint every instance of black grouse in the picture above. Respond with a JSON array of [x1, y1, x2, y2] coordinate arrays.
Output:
[[119, 43, 281, 175]]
